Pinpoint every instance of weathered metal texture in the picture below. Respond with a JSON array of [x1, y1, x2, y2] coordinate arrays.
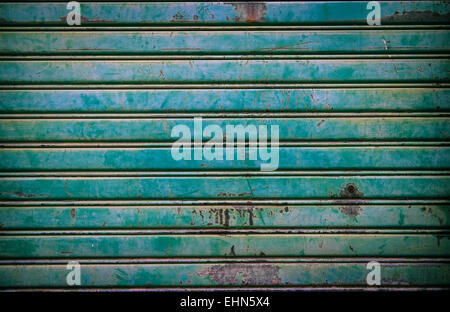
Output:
[[1, 30, 449, 55], [0, 1, 449, 290], [1, 60, 448, 84], [0, 234, 449, 258], [1, 176, 449, 200], [0, 1, 449, 25], [1, 147, 449, 170], [0, 205, 448, 229], [0, 89, 448, 113], [1, 263, 450, 287], [1, 118, 449, 141]]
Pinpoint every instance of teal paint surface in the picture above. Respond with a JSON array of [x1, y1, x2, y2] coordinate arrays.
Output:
[[0, 234, 448, 258], [1, 176, 449, 200], [1, 60, 448, 84], [1, 118, 448, 142], [0, 205, 448, 229], [1, 30, 449, 55], [1, 263, 449, 287], [0, 89, 448, 113], [0, 147, 449, 170], [0, 1, 449, 290], [0, 1, 448, 25]]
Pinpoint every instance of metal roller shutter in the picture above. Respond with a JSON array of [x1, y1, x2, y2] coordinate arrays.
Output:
[[0, 1, 449, 290]]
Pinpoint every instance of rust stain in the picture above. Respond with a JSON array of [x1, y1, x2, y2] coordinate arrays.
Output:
[[435, 235, 450, 247], [12, 191, 38, 198], [340, 206, 362, 217], [171, 12, 184, 21], [217, 192, 251, 197], [70, 208, 76, 219], [233, 206, 255, 226], [339, 183, 364, 198], [224, 209, 230, 227], [136, 207, 142, 226], [382, 10, 450, 23], [198, 264, 281, 285], [230, 2, 267, 23]]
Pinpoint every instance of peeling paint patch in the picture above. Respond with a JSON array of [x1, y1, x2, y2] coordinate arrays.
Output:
[[199, 264, 281, 285], [340, 206, 362, 217], [233, 206, 256, 226], [70, 208, 76, 219], [230, 2, 267, 23], [382, 10, 450, 24]]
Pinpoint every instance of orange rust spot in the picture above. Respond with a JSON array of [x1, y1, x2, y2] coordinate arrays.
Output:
[[231, 3, 267, 23]]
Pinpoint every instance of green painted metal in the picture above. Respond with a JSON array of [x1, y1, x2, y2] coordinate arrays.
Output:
[[1, 176, 449, 200], [0, 147, 449, 170], [0, 1, 449, 26], [1, 30, 449, 55], [1, 262, 449, 287], [0, 1, 449, 290], [0, 89, 449, 113], [0, 205, 448, 229], [1, 118, 448, 142], [0, 234, 449, 258], [1, 60, 448, 84]]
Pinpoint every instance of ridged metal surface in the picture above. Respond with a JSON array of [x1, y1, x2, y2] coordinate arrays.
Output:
[[0, 1, 449, 290]]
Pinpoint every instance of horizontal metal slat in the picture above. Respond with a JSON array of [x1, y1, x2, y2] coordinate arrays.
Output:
[[1, 118, 448, 142], [0, 176, 449, 200], [0, 147, 449, 170], [0, 1, 448, 26], [0, 59, 448, 84], [1, 262, 449, 287], [1, 88, 448, 113], [1, 30, 449, 55], [0, 205, 448, 229], [0, 234, 448, 258]]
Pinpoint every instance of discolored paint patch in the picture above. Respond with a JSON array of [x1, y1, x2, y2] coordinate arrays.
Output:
[[198, 264, 281, 285], [435, 235, 450, 247], [421, 206, 445, 226], [59, 15, 113, 24], [13, 191, 38, 198], [230, 2, 267, 23], [382, 10, 450, 24], [70, 208, 76, 219], [229, 245, 236, 256], [217, 191, 251, 197], [233, 206, 256, 226], [171, 13, 184, 21], [340, 206, 362, 217], [224, 209, 230, 227]]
